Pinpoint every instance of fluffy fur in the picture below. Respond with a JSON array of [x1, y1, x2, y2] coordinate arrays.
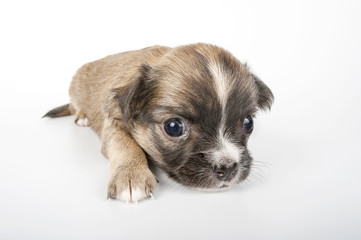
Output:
[[44, 43, 273, 202]]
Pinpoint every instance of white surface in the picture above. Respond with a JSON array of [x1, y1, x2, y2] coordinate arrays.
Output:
[[1, 0, 361, 239]]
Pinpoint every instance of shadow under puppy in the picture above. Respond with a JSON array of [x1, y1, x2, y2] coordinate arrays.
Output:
[[44, 43, 273, 203]]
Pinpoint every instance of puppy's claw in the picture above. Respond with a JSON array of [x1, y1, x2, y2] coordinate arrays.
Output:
[[107, 184, 117, 200], [149, 192, 154, 200]]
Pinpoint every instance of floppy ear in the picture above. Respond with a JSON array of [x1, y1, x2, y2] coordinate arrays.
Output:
[[113, 64, 156, 123], [252, 74, 274, 111]]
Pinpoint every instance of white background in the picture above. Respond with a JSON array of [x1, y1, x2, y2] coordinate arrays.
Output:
[[1, 0, 361, 239]]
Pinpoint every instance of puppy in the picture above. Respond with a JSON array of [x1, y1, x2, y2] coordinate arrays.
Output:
[[44, 43, 273, 203]]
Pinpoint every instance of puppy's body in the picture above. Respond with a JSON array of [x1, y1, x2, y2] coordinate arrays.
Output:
[[44, 44, 273, 202]]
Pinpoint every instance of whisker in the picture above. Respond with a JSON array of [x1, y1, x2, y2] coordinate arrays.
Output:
[[252, 160, 273, 168], [246, 164, 267, 183]]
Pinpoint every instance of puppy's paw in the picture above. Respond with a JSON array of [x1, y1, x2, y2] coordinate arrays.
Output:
[[76, 117, 90, 127], [74, 110, 90, 127], [107, 166, 156, 203]]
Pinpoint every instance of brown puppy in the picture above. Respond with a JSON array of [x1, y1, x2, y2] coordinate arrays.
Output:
[[44, 43, 273, 203]]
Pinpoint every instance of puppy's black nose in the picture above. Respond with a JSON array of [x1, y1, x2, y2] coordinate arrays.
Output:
[[212, 163, 238, 181]]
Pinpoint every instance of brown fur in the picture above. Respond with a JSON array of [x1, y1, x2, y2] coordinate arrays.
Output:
[[44, 43, 273, 202]]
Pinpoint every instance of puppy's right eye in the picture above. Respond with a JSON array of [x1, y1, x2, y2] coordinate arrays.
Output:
[[164, 118, 186, 137]]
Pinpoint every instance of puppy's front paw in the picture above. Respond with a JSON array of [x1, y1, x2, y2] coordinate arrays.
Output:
[[107, 166, 156, 203]]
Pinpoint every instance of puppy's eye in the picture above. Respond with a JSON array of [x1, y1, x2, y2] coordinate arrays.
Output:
[[164, 118, 186, 137], [243, 115, 253, 133]]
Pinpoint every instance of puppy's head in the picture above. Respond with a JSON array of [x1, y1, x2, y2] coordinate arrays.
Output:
[[116, 44, 273, 189]]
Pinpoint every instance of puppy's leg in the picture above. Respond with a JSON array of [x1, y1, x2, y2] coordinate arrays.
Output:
[[103, 121, 156, 203]]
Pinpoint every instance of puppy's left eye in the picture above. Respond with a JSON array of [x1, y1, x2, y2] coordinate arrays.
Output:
[[164, 118, 186, 137], [243, 115, 254, 133]]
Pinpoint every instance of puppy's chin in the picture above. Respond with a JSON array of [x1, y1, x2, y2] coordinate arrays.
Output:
[[166, 154, 252, 190]]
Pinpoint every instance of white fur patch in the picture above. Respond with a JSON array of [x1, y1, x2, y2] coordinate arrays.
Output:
[[76, 117, 90, 127], [208, 62, 242, 166], [118, 187, 149, 203], [218, 132, 242, 163], [210, 128, 243, 167], [208, 63, 229, 110]]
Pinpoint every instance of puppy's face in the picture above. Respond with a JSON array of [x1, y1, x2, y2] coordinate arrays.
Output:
[[117, 44, 273, 189]]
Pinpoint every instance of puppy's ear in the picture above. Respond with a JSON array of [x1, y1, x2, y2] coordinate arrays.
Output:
[[252, 74, 274, 111], [114, 64, 156, 123]]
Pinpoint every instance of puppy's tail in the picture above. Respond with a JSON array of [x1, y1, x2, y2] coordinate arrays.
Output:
[[43, 103, 72, 118]]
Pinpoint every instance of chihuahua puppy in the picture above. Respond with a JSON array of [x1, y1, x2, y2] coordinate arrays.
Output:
[[44, 43, 273, 203]]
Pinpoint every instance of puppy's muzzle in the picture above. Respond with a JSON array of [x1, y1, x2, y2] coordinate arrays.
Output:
[[212, 163, 238, 181]]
